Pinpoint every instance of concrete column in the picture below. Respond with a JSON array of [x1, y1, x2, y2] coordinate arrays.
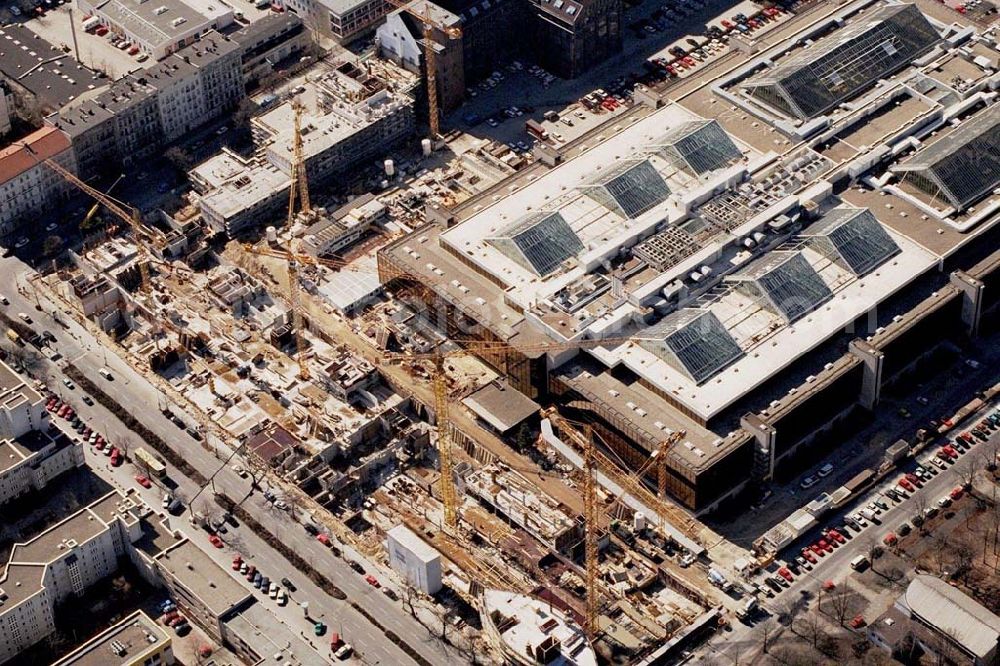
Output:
[[950, 270, 984, 338], [849, 338, 884, 410], [741, 413, 777, 482]]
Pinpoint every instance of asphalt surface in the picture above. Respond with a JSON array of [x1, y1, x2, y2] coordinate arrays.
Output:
[[698, 396, 1000, 664], [0, 256, 460, 666]]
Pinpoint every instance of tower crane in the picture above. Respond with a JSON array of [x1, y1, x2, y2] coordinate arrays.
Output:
[[386, 0, 462, 137], [21, 148, 152, 292]]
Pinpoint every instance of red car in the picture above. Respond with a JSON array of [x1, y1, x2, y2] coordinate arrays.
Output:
[[810, 544, 826, 557], [849, 615, 865, 629], [801, 548, 817, 563], [232, 555, 242, 570], [943, 445, 959, 458], [722, 19, 734, 29], [317, 533, 331, 546], [818, 538, 834, 552], [905, 472, 921, 487], [135, 474, 152, 488], [938, 449, 954, 462], [57, 405, 69, 418], [110, 448, 122, 466], [209, 535, 224, 548], [777, 567, 793, 582], [245, 565, 257, 581], [898, 478, 914, 492], [827, 529, 845, 544], [364, 575, 380, 588], [950, 486, 964, 500], [883, 532, 898, 546]]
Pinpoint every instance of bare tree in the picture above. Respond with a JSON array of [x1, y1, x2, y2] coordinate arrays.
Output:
[[113, 433, 135, 458], [956, 458, 980, 493], [827, 582, 855, 626], [791, 612, 826, 649], [756, 617, 780, 654], [402, 585, 420, 618], [913, 493, 929, 531], [3, 344, 42, 374]]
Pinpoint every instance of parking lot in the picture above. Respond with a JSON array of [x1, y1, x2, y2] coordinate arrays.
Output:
[[15, 3, 147, 78]]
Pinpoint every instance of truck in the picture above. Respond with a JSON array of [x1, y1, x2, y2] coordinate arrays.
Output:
[[135, 447, 167, 478], [6, 329, 22, 346], [525, 119, 549, 141], [736, 597, 758, 620]]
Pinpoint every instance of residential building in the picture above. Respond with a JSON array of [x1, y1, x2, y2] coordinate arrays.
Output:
[[0, 125, 77, 239], [48, 31, 244, 179], [0, 27, 106, 114], [77, 0, 235, 61], [0, 429, 84, 507], [193, 66, 413, 235], [0, 83, 12, 138], [869, 575, 1000, 666], [50, 611, 173, 666], [526, 0, 622, 79], [0, 361, 46, 440], [230, 14, 313, 87], [282, 0, 387, 43], [0, 492, 151, 664]]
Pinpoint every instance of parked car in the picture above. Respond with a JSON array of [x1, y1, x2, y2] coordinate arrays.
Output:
[[135, 475, 152, 489]]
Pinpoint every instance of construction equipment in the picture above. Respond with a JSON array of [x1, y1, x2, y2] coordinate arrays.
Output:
[[386, 0, 462, 137], [24, 152, 152, 293], [280, 101, 313, 380], [544, 411, 600, 638]]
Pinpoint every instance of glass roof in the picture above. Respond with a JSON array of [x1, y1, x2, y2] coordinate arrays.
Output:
[[487, 212, 584, 276], [742, 4, 939, 119], [801, 205, 900, 276], [891, 104, 1000, 211], [655, 120, 743, 176], [581, 159, 671, 218], [635, 309, 744, 384], [729, 251, 833, 323]]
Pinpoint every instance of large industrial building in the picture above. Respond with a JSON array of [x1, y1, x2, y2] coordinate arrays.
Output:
[[379, 1, 1000, 514]]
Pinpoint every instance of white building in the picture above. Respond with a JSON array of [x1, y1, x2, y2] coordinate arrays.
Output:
[[386, 524, 442, 594], [0, 429, 84, 507], [0, 361, 46, 441], [281, 0, 387, 43], [76, 0, 234, 61], [481, 589, 596, 666], [0, 126, 76, 240], [0, 492, 151, 664]]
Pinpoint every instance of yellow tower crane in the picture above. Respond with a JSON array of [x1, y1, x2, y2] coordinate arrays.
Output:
[[23, 150, 152, 293], [386, 0, 462, 137], [281, 100, 313, 380]]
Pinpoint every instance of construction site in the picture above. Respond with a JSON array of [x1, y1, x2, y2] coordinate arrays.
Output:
[[12, 0, 1000, 663]]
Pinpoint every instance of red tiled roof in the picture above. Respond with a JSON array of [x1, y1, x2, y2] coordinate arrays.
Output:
[[0, 126, 70, 184]]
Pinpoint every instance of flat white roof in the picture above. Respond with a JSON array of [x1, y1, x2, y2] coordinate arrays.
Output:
[[439, 103, 758, 310], [484, 589, 596, 666], [591, 226, 936, 421], [387, 524, 440, 564]]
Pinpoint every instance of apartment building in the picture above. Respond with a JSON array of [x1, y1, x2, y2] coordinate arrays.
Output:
[[0, 83, 12, 139], [280, 0, 387, 43], [230, 14, 313, 87], [48, 31, 243, 180], [0, 492, 150, 664], [51, 611, 173, 666], [0, 126, 77, 240], [0, 429, 84, 507], [527, 0, 622, 79], [77, 0, 234, 61], [0, 361, 46, 440]]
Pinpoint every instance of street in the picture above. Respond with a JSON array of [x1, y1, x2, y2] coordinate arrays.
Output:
[[0, 255, 461, 666]]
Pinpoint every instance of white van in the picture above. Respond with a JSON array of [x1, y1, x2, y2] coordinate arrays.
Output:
[[99, 368, 113, 380], [850, 555, 869, 570]]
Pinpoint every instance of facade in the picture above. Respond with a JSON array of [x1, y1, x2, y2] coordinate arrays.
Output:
[[0, 126, 77, 239], [0, 430, 84, 507], [49, 31, 244, 179], [281, 0, 388, 43], [526, 0, 621, 79], [0, 83, 11, 138], [0, 361, 46, 441], [0, 492, 150, 664], [386, 524, 442, 594], [76, 0, 235, 61], [300, 198, 385, 258], [230, 14, 313, 87], [50, 611, 173, 666]]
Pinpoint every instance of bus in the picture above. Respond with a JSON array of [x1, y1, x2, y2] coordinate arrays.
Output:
[[135, 447, 167, 478]]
